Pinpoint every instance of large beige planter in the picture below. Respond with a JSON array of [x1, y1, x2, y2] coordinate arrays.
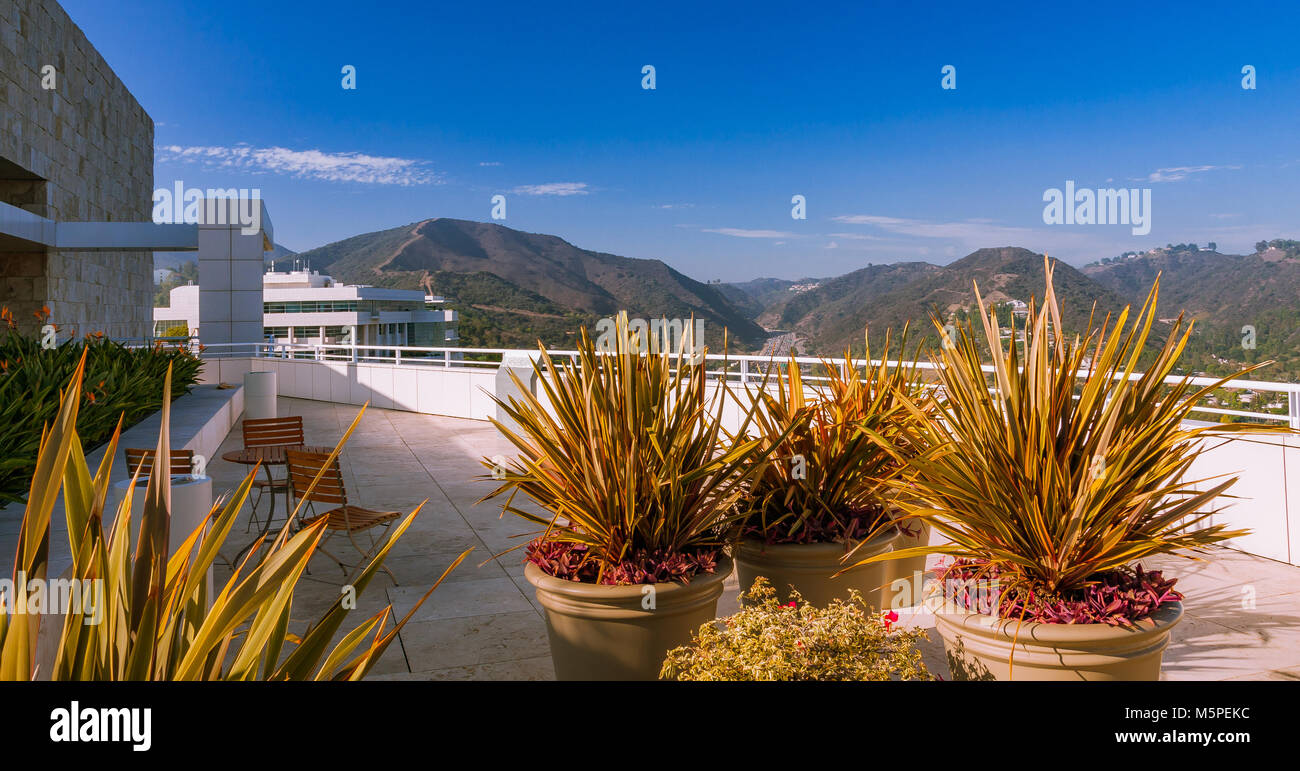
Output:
[[526, 557, 732, 681], [735, 527, 901, 609], [935, 601, 1184, 681]]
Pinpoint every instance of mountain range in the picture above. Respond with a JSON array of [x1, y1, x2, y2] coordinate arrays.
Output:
[[157, 217, 1299, 382], [282, 218, 767, 350]]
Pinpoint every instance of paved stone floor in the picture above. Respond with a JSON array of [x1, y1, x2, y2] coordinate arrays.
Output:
[[208, 397, 1300, 681]]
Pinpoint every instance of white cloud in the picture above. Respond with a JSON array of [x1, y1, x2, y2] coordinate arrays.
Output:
[[479, 161, 502, 166], [827, 232, 885, 241], [511, 182, 589, 196], [702, 227, 799, 239], [830, 213, 1039, 243], [157, 144, 440, 185], [1139, 165, 1240, 183]]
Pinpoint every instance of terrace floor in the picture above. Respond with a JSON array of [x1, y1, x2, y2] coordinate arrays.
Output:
[[209, 396, 1300, 681]]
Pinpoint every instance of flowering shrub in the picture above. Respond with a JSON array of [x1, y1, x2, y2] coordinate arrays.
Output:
[[525, 538, 720, 585], [0, 309, 202, 503], [660, 577, 932, 681]]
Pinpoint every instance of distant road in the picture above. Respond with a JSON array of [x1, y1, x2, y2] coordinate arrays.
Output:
[[758, 331, 803, 358]]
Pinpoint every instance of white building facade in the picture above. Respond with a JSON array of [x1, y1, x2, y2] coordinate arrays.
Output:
[[155, 268, 458, 357]]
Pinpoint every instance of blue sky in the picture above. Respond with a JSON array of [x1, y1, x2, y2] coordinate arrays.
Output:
[[63, 0, 1300, 280]]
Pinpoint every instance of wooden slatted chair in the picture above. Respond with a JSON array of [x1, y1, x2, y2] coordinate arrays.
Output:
[[243, 415, 306, 448], [285, 449, 400, 584], [124, 447, 196, 478], [241, 416, 305, 531]]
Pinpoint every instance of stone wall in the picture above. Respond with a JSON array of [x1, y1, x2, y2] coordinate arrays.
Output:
[[0, 0, 154, 338]]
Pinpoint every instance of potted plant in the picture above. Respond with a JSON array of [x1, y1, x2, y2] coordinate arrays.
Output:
[[660, 577, 932, 681], [848, 258, 1288, 680], [731, 331, 932, 609], [479, 313, 773, 680]]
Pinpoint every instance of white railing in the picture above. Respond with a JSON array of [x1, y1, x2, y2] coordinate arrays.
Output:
[[192, 340, 1300, 429]]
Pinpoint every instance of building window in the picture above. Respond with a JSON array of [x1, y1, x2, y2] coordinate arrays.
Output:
[[264, 326, 290, 339], [263, 301, 359, 314]]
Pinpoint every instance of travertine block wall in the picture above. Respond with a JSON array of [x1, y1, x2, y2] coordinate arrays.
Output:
[[0, 0, 154, 338]]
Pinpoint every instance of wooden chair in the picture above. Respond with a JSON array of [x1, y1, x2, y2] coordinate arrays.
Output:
[[124, 447, 196, 479], [243, 416, 305, 448], [242, 416, 305, 532], [285, 449, 400, 584]]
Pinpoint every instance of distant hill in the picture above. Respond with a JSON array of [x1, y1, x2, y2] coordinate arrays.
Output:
[[757, 262, 940, 345], [286, 218, 768, 351], [740, 247, 1127, 356], [717, 277, 824, 319], [1085, 244, 1300, 380]]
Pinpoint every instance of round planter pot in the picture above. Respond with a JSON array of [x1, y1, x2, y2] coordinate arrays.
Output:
[[934, 601, 1184, 681], [525, 556, 732, 681], [735, 527, 901, 609]]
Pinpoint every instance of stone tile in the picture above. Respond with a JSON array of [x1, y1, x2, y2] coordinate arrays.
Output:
[[400, 611, 549, 672], [1159, 614, 1290, 681], [1222, 665, 1300, 681], [385, 550, 506, 586], [387, 576, 534, 622], [413, 655, 556, 681]]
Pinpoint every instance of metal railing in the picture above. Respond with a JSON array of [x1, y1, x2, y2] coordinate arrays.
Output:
[[190, 340, 1300, 429]]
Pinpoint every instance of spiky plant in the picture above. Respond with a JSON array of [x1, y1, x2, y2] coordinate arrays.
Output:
[[0, 352, 467, 680], [848, 257, 1290, 609], [734, 328, 933, 545], [478, 312, 776, 584]]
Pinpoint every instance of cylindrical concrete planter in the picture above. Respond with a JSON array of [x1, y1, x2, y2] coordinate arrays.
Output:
[[934, 601, 1184, 681], [526, 557, 732, 681], [243, 371, 277, 419], [735, 527, 901, 609], [110, 474, 215, 602]]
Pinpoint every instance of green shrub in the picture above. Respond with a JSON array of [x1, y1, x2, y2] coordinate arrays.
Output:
[[0, 309, 202, 504], [660, 577, 933, 681]]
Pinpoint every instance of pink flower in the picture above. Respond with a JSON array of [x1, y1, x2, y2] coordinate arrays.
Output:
[[883, 610, 899, 630]]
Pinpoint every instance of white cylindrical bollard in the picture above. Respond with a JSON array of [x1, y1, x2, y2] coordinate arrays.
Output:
[[244, 371, 277, 419]]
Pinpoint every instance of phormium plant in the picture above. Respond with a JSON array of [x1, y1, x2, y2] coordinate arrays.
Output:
[[733, 328, 933, 547], [847, 257, 1291, 623], [478, 312, 776, 585], [0, 353, 466, 680]]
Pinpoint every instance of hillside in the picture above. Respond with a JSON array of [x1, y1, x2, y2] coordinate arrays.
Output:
[[287, 218, 768, 351], [729, 248, 1128, 356], [1085, 244, 1300, 380], [757, 262, 940, 344]]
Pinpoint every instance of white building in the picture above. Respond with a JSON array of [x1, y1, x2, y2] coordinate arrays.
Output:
[[154, 268, 458, 357]]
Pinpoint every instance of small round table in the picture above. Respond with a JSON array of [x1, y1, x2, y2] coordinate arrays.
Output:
[[223, 445, 333, 563]]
